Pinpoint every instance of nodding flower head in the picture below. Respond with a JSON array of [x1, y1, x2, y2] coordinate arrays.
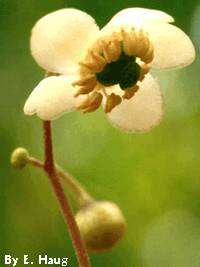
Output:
[[24, 8, 196, 133]]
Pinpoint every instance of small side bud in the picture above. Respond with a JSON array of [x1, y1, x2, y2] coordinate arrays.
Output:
[[75, 201, 126, 252], [10, 148, 29, 169]]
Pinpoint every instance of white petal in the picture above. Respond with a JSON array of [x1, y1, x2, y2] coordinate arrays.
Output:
[[107, 8, 174, 28], [24, 76, 86, 121], [30, 8, 99, 74], [145, 23, 196, 69], [107, 74, 164, 133]]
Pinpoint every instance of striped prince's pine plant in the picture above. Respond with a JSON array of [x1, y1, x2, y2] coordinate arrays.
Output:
[[11, 7, 195, 267]]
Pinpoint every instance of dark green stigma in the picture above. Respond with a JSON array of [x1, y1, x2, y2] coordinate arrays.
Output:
[[96, 52, 141, 90]]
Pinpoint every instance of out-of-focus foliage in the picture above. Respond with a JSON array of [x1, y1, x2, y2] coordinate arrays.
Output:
[[0, 0, 200, 266]]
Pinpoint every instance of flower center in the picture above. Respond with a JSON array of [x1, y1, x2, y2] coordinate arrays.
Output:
[[96, 52, 141, 90], [73, 27, 154, 113]]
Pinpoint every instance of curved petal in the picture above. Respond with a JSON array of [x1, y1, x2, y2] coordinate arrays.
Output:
[[107, 8, 174, 28], [106, 74, 164, 133], [30, 8, 99, 75], [145, 23, 196, 69], [24, 76, 86, 121]]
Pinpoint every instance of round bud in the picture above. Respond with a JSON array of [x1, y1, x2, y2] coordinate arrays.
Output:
[[10, 148, 29, 169], [75, 201, 126, 252]]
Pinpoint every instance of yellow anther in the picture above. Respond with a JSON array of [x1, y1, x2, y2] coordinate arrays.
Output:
[[142, 43, 154, 63], [73, 75, 96, 87], [79, 61, 104, 73], [104, 93, 122, 113], [111, 33, 121, 61], [123, 85, 139, 100], [121, 28, 132, 56], [90, 51, 107, 67], [101, 40, 115, 63], [78, 92, 103, 113]]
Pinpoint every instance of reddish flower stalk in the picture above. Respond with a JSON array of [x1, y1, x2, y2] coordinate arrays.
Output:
[[43, 121, 90, 267]]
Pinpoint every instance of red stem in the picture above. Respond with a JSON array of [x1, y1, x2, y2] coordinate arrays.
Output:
[[43, 121, 90, 267]]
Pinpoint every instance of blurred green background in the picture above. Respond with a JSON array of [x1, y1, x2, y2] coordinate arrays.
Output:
[[1, 0, 200, 266]]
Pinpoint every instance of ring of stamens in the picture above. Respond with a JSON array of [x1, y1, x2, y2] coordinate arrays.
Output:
[[73, 26, 154, 113]]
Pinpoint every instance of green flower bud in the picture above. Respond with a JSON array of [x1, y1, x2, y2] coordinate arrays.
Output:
[[75, 201, 126, 252], [10, 148, 29, 169]]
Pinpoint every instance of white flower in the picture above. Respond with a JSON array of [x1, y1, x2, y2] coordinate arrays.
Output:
[[24, 8, 195, 133]]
